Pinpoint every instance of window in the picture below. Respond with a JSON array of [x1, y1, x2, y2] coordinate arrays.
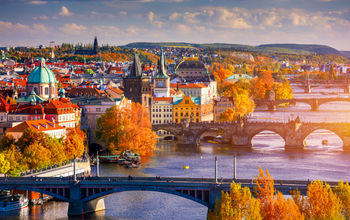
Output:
[[96, 108, 101, 112], [45, 87, 49, 95], [175, 113, 178, 116], [180, 113, 183, 116], [196, 113, 199, 116], [9, 116, 13, 121]]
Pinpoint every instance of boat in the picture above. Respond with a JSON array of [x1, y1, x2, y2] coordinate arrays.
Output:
[[183, 166, 190, 169], [0, 191, 29, 212], [322, 140, 328, 145]]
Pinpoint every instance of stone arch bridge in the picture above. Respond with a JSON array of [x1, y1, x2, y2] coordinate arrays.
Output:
[[255, 97, 350, 111], [152, 119, 350, 150], [290, 80, 350, 94]]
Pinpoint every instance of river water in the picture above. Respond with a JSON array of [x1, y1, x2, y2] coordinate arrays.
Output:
[[5, 87, 350, 220]]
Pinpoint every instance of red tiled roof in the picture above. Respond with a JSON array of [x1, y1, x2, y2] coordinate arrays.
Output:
[[7, 119, 64, 133]]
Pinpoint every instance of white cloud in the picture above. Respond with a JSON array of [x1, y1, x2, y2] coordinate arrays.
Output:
[[59, 6, 72, 16], [27, 0, 47, 5], [120, 11, 128, 16], [177, 24, 190, 32], [0, 21, 48, 35], [169, 12, 180, 21], [147, 11, 164, 28], [59, 23, 86, 35]]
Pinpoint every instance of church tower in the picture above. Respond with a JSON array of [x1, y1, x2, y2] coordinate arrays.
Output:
[[154, 49, 170, 97], [93, 36, 99, 54], [123, 53, 151, 108]]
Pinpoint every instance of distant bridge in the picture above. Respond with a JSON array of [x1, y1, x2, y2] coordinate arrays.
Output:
[[0, 176, 329, 216], [255, 97, 350, 111], [290, 80, 350, 94], [152, 119, 350, 148]]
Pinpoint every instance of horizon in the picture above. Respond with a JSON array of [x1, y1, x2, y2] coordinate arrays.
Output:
[[0, 0, 350, 50]]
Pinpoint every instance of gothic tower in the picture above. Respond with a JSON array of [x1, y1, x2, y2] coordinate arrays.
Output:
[[93, 36, 99, 54], [123, 53, 151, 108], [154, 49, 170, 97]]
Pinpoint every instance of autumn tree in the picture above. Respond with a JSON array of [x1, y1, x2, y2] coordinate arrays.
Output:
[[255, 167, 303, 220], [272, 81, 293, 100], [334, 180, 350, 218], [23, 142, 52, 170], [96, 102, 157, 157], [208, 182, 261, 220], [0, 153, 10, 174], [64, 128, 86, 160], [292, 179, 342, 219], [5, 144, 26, 176], [16, 128, 46, 152]]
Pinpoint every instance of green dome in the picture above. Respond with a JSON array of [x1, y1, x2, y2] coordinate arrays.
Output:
[[28, 58, 57, 84]]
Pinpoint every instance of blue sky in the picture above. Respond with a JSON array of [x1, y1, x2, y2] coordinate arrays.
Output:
[[1, 0, 350, 50]]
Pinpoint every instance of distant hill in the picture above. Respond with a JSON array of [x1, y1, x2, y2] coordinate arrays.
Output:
[[124, 42, 342, 56], [341, 51, 350, 59], [257, 44, 341, 55]]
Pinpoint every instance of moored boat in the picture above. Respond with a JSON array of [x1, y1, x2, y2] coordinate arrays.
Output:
[[0, 192, 29, 212]]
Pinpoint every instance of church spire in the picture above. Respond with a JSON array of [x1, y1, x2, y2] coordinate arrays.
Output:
[[93, 36, 99, 54], [155, 48, 169, 79], [129, 53, 142, 77]]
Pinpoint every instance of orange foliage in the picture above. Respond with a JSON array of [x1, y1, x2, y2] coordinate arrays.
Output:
[[255, 167, 303, 220], [64, 128, 86, 160], [97, 102, 157, 157]]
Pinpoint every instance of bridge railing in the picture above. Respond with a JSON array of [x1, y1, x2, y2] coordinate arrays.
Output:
[[0, 176, 340, 187], [20, 158, 89, 177]]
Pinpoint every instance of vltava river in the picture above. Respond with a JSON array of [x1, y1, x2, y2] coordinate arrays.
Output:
[[5, 88, 350, 220]]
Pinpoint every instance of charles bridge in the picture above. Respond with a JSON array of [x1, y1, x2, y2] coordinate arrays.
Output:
[[152, 118, 350, 149], [255, 97, 350, 111], [0, 176, 337, 216]]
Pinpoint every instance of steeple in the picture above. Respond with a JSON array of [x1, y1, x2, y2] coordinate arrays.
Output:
[[93, 36, 99, 54], [129, 53, 142, 78], [155, 49, 169, 79]]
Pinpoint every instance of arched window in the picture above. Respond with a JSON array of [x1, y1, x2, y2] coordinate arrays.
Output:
[[45, 87, 49, 95]]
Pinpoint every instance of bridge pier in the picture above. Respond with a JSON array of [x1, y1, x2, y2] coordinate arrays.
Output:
[[231, 135, 251, 148], [208, 184, 224, 211], [268, 103, 276, 111], [310, 100, 319, 111], [304, 85, 311, 93], [68, 183, 105, 216], [284, 136, 304, 150], [344, 85, 350, 93], [182, 131, 199, 146]]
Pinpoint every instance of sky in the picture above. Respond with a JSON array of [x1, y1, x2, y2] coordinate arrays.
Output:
[[0, 0, 350, 50]]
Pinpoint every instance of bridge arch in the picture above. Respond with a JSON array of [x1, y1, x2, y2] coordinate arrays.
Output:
[[249, 129, 286, 147], [302, 128, 344, 149], [193, 128, 222, 145], [81, 187, 209, 207], [317, 100, 350, 111]]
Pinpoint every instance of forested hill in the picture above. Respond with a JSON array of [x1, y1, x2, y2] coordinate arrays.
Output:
[[257, 44, 341, 55], [341, 51, 350, 59], [124, 42, 342, 56]]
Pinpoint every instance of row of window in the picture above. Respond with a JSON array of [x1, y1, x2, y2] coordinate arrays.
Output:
[[152, 109, 172, 112], [152, 114, 172, 118], [152, 120, 172, 124], [175, 112, 200, 117], [175, 118, 200, 123]]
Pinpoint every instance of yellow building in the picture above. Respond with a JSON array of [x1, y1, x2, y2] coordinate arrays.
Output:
[[173, 96, 213, 123]]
